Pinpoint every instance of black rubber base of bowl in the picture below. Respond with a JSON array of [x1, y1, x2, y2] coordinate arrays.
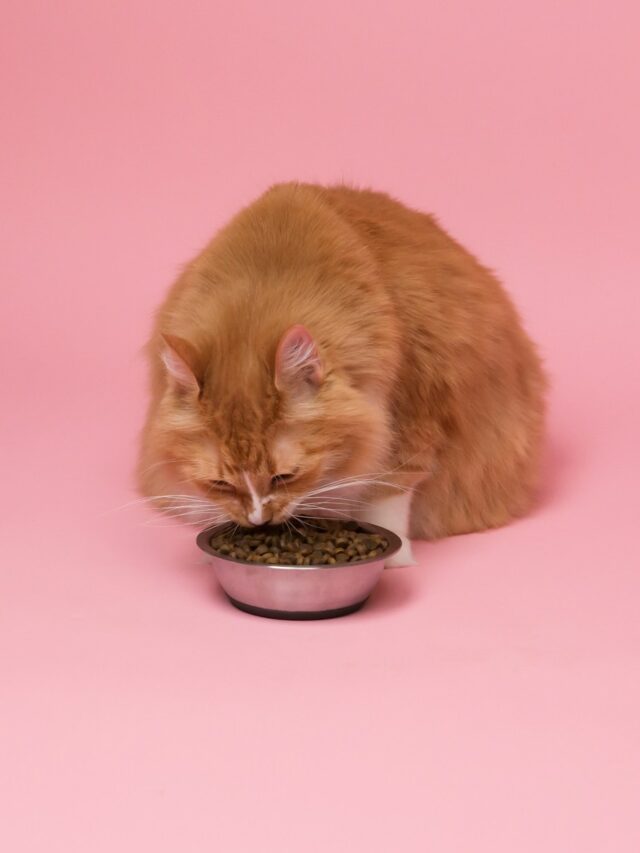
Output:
[[227, 595, 368, 621]]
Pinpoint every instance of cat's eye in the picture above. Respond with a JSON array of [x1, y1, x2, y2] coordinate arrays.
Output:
[[208, 479, 236, 494], [270, 472, 297, 488]]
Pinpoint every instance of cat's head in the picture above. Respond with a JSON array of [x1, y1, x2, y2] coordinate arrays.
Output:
[[145, 324, 391, 528]]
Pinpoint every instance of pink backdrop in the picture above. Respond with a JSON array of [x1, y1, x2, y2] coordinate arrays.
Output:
[[2, 1, 639, 850]]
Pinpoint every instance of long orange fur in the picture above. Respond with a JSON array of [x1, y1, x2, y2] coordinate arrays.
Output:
[[138, 183, 546, 564]]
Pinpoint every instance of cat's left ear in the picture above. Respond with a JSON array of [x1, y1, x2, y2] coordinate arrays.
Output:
[[160, 333, 202, 393], [275, 325, 323, 393]]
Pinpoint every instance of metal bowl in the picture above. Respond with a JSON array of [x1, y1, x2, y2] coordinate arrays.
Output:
[[196, 520, 402, 620]]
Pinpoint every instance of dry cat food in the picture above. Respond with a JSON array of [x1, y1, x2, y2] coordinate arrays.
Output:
[[208, 520, 388, 566]]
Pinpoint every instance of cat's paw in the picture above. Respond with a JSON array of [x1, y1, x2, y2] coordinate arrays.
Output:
[[385, 537, 417, 569]]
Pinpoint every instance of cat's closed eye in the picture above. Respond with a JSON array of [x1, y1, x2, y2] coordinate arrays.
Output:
[[270, 472, 297, 488], [208, 479, 236, 493]]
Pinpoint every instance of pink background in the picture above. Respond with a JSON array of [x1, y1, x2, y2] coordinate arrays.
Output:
[[2, 1, 639, 850]]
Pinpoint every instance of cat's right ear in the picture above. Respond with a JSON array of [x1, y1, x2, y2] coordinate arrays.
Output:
[[160, 334, 202, 393], [275, 325, 324, 394]]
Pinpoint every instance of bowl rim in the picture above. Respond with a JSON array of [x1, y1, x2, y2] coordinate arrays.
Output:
[[196, 519, 402, 571]]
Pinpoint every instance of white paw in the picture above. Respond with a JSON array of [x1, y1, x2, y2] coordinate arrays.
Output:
[[385, 537, 417, 569]]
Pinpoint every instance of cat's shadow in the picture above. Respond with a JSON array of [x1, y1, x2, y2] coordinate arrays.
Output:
[[534, 432, 578, 512]]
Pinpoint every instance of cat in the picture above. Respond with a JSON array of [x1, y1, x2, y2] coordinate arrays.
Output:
[[138, 182, 546, 567]]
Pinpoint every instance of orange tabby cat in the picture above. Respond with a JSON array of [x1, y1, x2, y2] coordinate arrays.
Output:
[[138, 183, 546, 566]]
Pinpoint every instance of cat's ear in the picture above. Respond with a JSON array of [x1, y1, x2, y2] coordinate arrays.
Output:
[[160, 334, 202, 393], [275, 325, 323, 393]]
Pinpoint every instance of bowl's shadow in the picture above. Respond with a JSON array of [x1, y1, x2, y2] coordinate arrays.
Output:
[[362, 569, 417, 615]]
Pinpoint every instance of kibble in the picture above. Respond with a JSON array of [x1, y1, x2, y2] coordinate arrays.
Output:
[[208, 520, 388, 566]]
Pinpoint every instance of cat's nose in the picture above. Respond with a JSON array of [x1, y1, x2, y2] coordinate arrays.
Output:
[[247, 506, 273, 526]]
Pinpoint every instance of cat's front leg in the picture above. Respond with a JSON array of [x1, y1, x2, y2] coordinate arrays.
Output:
[[360, 491, 416, 568]]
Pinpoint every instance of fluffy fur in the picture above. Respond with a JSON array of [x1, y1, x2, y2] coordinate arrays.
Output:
[[138, 183, 546, 565]]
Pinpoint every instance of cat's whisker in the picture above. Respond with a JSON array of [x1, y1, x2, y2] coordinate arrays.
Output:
[[296, 506, 353, 516], [141, 515, 205, 528], [294, 511, 352, 522], [333, 476, 414, 492], [157, 503, 229, 518], [302, 490, 367, 502], [301, 495, 367, 507], [299, 517, 323, 525], [126, 494, 214, 507], [156, 512, 225, 525], [160, 502, 223, 512], [155, 509, 222, 522], [295, 504, 353, 514], [103, 494, 212, 515], [103, 496, 165, 513], [142, 518, 227, 529], [154, 495, 220, 506], [295, 503, 363, 516], [294, 503, 354, 518], [308, 478, 413, 497], [299, 489, 369, 503], [282, 517, 297, 538], [289, 515, 327, 531], [172, 505, 228, 516], [138, 459, 177, 475], [306, 477, 403, 496], [149, 494, 215, 501], [305, 454, 427, 498]]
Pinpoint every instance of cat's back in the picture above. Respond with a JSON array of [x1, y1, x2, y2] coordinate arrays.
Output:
[[314, 183, 466, 264], [309, 183, 504, 304], [304, 183, 514, 340], [314, 183, 544, 406]]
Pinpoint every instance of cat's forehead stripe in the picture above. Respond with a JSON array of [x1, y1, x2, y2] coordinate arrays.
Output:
[[243, 472, 266, 525]]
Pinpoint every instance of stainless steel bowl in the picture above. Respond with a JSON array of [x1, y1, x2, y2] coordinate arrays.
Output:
[[196, 520, 402, 620]]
